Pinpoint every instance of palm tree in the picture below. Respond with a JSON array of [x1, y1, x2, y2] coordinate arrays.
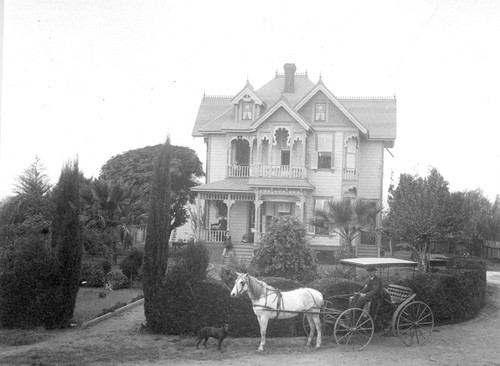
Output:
[[309, 198, 381, 258]]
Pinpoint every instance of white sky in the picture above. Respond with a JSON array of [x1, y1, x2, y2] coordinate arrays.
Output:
[[1, 0, 499, 202]]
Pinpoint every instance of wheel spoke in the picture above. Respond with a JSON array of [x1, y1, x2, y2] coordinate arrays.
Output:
[[396, 301, 434, 346]]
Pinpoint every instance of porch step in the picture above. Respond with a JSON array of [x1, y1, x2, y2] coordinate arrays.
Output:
[[233, 243, 255, 263], [356, 244, 379, 258]]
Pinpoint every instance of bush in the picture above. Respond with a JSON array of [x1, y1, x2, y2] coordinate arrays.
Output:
[[80, 260, 104, 287], [119, 248, 144, 280], [252, 216, 318, 283], [168, 242, 210, 284], [0, 239, 62, 328], [107, 269, 130, 290]]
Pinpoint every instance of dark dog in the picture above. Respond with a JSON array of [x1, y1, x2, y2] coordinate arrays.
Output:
[[195, 324, 229, 350]]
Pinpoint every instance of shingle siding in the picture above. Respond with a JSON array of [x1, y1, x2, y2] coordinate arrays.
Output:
[[358, 140, 384, 200], [207, 135, 227, 183]]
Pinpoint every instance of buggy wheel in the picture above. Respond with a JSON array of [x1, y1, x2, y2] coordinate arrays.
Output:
[[395, 301, 434, 346], [334, 308, 374, 351]]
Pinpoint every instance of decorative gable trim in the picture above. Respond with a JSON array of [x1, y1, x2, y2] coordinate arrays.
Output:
[[230, 87, 264, 106], [295, 82, 369, 136], [251, 98, 310, 131]]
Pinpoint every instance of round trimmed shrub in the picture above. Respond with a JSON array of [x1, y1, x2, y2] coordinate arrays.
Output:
[[119, 248, 144, 280], [107, 269, 130, 290], [252, 216, 318, 284]]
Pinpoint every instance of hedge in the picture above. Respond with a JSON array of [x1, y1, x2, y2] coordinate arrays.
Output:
[[149, 256, 486, 336], [148, 276, 309, 337], [398, 268, 486, 325]]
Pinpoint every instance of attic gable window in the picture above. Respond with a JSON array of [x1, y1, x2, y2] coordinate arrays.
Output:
[[314, 102, 327, 121], [242, 102, 252, 120]]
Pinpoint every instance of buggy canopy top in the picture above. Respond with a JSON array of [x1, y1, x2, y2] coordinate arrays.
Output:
[[340, 257, 418, 269]]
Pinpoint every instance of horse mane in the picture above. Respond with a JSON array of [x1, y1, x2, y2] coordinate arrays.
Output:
[[247, 275, 276, 299]]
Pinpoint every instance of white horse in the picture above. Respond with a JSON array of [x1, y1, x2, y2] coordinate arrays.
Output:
[[230, 272, 323, 352]]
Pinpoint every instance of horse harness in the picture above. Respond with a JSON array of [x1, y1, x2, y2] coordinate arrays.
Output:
[[252, 287, 321, 319]]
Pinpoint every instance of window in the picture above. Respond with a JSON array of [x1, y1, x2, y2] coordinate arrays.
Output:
[[314, 102, 327, 121], [281, 150, 290, 166], [242, 102, 252, 120], [314, 198, 330, 235], [310, 133, 333, 170], [346, 137, 357, 169]]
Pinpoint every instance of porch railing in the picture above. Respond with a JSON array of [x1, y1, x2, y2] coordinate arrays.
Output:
[[344, 168, 357, 180], [228, 165, 250, 178], [199, 229, 229, 243], [227, 164, 307, 179]]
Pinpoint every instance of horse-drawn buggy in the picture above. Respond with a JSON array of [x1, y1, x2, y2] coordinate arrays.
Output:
[[230, 257, 434, 352]]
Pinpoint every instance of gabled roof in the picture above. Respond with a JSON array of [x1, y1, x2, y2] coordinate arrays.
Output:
[[251, 98, 310, 131], [295, 80, 368, 135], [192, 96, 233, 137], [254, 73, 315, 106], [230, 82, 264, 106], [339, 97, 397, 142], [193, 66, 396, 144]]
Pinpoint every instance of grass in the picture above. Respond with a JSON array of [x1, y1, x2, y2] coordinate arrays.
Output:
[[73, 286, 143, 325], [0, 286, 143, 347]]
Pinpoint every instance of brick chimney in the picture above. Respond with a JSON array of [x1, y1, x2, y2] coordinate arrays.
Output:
[[283, 63, 297, 93]]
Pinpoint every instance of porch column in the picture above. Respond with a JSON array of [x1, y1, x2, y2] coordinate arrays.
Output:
[[254, 194, 263, 246], [196, 197, 202, 241], [224, 197, 235, 233]]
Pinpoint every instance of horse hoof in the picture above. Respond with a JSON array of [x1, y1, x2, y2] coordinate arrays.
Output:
[[257, 348, 264, 352]]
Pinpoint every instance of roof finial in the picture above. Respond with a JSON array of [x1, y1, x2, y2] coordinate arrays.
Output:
[[275, 69, 279, 78]]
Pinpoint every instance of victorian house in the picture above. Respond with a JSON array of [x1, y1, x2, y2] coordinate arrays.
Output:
[[192, 63, 396, 260]]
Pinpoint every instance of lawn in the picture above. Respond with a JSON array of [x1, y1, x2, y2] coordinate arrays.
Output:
[[73, 286, 143, 325]]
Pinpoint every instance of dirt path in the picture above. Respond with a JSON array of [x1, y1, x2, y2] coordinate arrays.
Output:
[[2, 273, 500, 366]]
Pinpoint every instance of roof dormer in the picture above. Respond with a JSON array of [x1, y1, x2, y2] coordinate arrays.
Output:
[[231, 81, 265, 122]]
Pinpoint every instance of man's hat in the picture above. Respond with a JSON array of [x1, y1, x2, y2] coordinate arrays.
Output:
[[366, 266, 377, 272]]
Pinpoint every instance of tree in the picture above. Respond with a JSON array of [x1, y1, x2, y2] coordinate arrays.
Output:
[[48, 159, 83, 328], [448, 189, 500, 255], [99, 144, 204, 229], [252, 216, 317, 283], [80, 178, 140, 259], [386, 168, 452, 270], [143, 138, 172, 325], [0, 158, 52, 253], [309, 198, 381, 259]]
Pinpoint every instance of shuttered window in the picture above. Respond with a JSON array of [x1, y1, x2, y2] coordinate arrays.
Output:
[[310, 133, 334, 170]]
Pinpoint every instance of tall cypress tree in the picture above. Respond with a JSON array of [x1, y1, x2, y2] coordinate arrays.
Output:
[[49, 160, 83, 328], [143, 138, 172, 324]]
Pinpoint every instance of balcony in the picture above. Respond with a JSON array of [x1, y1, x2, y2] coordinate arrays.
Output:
[[228, 164, 307, 179]]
